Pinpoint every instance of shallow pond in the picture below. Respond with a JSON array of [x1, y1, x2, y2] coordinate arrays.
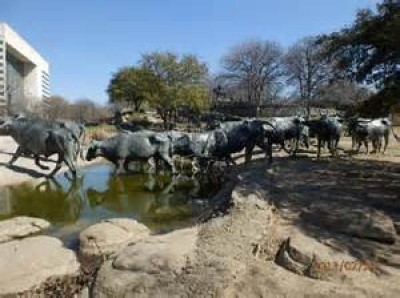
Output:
[[0, 164, 220, 248]]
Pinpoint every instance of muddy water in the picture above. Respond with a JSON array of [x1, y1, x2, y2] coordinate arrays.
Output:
[[0, 164, 220, 248]]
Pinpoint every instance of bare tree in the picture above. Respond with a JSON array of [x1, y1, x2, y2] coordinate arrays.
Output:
[[284, 36, 332, 116], [43, 95, 69, 121], [219, 40, 283, 107], [66, 98, 111, 122], [69, 98, 97, 121]]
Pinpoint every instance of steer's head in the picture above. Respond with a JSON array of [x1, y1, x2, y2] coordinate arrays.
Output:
[[85, 141, 101, 161], [0, 119, 14, 136]]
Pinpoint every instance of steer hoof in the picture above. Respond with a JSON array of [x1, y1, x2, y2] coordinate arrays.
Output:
[[39, 165, 50, 170]]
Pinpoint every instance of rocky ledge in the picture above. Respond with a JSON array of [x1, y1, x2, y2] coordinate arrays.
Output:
[[0, 216, 50, 244], [0, 217, 82, 297], [79, 218, 150, 265]]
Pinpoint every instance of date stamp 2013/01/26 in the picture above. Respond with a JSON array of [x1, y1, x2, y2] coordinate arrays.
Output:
[[314, 260, 377, 272]]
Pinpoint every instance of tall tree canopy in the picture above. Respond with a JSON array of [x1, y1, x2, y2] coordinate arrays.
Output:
[[219, 40, 283, 106], [140, 52, 209, 127], [107, 67, 162, 112], [320, 0, 400, 115]]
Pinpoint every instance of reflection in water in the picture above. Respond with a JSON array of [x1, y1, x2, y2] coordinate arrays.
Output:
[[0, 165, 219, 245]]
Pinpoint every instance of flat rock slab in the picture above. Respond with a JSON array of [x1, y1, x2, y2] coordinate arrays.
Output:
[[0, 216, 50, 244], [302, 203, 396, 244], [93, 228, 197, 297], [79, 218, 150, 261], [0, 235, 80, 297]]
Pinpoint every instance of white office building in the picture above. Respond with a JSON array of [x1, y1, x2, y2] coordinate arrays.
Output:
[[0, 22, 50, 113]]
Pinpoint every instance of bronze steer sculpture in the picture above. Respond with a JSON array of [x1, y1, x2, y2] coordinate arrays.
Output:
[[85, 130, 177, 174], [0, 117, 78, 178]]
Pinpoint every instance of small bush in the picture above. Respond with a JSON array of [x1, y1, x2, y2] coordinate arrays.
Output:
[[85, 125, 116, 142]]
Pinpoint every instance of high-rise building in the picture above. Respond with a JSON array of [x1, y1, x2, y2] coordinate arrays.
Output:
[[0, 22, 50, 113]]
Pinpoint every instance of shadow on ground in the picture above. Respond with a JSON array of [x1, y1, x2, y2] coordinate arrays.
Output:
[[237, 155, 400, 267], [0, 162, 46, 178]]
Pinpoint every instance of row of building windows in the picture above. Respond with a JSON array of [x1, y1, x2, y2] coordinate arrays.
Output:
[[42, 75, 50, 85], [0, 82, 4, 97], [0, 41, 4, 59], [42, 74, 50, 81]]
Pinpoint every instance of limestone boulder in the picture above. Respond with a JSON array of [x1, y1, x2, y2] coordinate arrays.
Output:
[[0, 235, 80, 297], [79, 218, 150, 261], [0, 216, 50, 244], [93, 227, 198, 297]]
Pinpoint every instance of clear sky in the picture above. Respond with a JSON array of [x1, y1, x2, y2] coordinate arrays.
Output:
[[1, 0, 377, 105]]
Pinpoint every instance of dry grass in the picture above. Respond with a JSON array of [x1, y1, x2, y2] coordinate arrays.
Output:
[[84, 125, 116, 143]]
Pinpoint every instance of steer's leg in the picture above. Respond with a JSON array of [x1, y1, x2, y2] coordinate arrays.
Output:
[[160, 153, 177, 175], [292, 137, 299, 157], [327, 139, 335, 157], [356, 139, 361, 153], [115, 159, 125, 175], [245, 143, 255, 163], [370, 139, 376, 154], [123, 160, 131, 172], [266, 142, 273, 163], [147, 157, 157, 174], [191, 158, 200, 175], [8, 146, 23, 167], [35, 156, 50, 170], [383, 131, 389, 154], [282, 142, 289, 154], [207, 159, 215, 173], [317, 138, 321, 158], [47, 154, 63, 178], [63, 155, 77, 178]]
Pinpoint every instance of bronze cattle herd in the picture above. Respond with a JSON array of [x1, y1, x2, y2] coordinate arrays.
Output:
[[0, 114, 397, 178]]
